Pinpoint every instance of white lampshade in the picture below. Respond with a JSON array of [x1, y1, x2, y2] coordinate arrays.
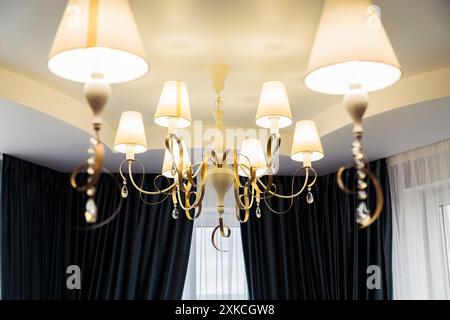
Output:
[[238, 138, 267, 177], [114, 111, 148, 154], [256, 81, 293, 129], [162, 139, 191, 178], [291, 120, 324, 162], [48, 0, 149, 84], [154, 81, 192, 129], [304, 0, 401, 95]]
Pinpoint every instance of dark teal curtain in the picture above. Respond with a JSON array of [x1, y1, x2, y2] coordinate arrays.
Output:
[[241, 159, 392, 300], [0, 157, 2, 300], [1, 154, 193, 300]]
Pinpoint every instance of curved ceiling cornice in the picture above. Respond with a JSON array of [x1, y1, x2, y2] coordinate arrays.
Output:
[[0, 65, 116, 148], [314, 66, 450, 137], [1, 65, 449, 157]]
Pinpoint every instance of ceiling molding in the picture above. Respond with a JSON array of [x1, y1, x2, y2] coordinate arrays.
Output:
[[2, 65, 449, 158], [313, 66, 450, 136], [0, 65, 116, 149]]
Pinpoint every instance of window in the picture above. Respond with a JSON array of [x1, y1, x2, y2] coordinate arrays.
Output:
[[182, 206, 249, 300]]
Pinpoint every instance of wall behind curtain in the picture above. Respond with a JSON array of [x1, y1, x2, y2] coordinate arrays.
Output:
[[1, 154, 193, 300], [241, 159, 392, 300]]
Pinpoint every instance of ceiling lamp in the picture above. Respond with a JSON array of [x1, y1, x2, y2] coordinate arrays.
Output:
[[115, 65, 324, 250], [304, 0, 401, 228], [48, 0, 149, 222]]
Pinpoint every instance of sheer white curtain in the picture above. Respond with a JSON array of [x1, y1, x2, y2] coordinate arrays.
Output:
[[182, 187, 249, 300], [388, 139, 450, 299]]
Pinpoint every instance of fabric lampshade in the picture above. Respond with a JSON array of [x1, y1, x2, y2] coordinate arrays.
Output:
[[304, 0, 401, 95], [256, 81, 293, 129], [238, 138, 267, 177], [291, 120, 324, 162], [114, 111, 148, 154], [48, 0, 149, 84], [154, 81, 192, 129]]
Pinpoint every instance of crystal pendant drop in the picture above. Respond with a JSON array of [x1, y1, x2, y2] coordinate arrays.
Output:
[[89, 137, 98, 145], [358, 190, 368, 200], [172, 207, 179, 219], [357, 180, 368, 190], [85, 198, 97, 223], [306, 191, 314, 204], [121, 185, 128, 198], [357, 170, 366, 180], [86, 187, 95, 197], [255, 206, 261, 218], [355, 159, 365, 169], [356, 201, 370, 225]]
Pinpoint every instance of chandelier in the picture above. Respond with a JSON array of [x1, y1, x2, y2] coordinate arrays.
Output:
[[47, 0, 401, 247], [113, 65, 323, 250]]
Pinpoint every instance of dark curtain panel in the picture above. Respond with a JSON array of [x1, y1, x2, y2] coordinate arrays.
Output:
[[1, 155, 193, 300], [241, 159, 392, 300]]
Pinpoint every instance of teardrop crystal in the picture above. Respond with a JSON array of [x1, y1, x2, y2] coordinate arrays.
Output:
[[356, 201, 370, 225], [355, 159, 365, 169], [89, 137, 98, 145], [121, 185, 128, 198], [357, 170, 366, 180], [357, 180, 368, 190], [358, 190, 368, 200], [256, 206, 261, 218], [352, 140, 361, 149], [306, 191, 314, 204], [86, 187, 95, 197], [172, 208, 179, 219], [85, 198, 97, 223]]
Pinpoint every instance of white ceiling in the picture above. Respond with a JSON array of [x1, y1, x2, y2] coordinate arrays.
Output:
[[0, 0, 449, 174], [0, 0, 449, 129]]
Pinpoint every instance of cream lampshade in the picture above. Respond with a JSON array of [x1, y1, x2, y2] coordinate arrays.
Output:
[[162, 139, 191, 178], [114, 111, 148, 157], [256, 81, 293, 129], [48, 0, 149, 84], [238, 138, 267, 177], [291, 120, 324, 165], [304, 0, 401, 95], [154, 81, 192, 129]]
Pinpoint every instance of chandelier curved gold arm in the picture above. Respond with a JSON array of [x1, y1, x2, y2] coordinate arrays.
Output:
[[127, 160, 176, 195], [256, 166, 314, 199], [175, 154, 209, 220], [255, 166, 316, 214], [165, 133, 192, 192], [211, 217, 231, 252], [176, 184, 205, 220], [118, 159, 172, 205], [70, 138, 104, 192], [232, 150, 257, 211], [119, 159, 174, 196], [74, 168, 124, 230], [266, 133, 281, 168], [70, 135, 109, 224], [337, 165, 383, 229]]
